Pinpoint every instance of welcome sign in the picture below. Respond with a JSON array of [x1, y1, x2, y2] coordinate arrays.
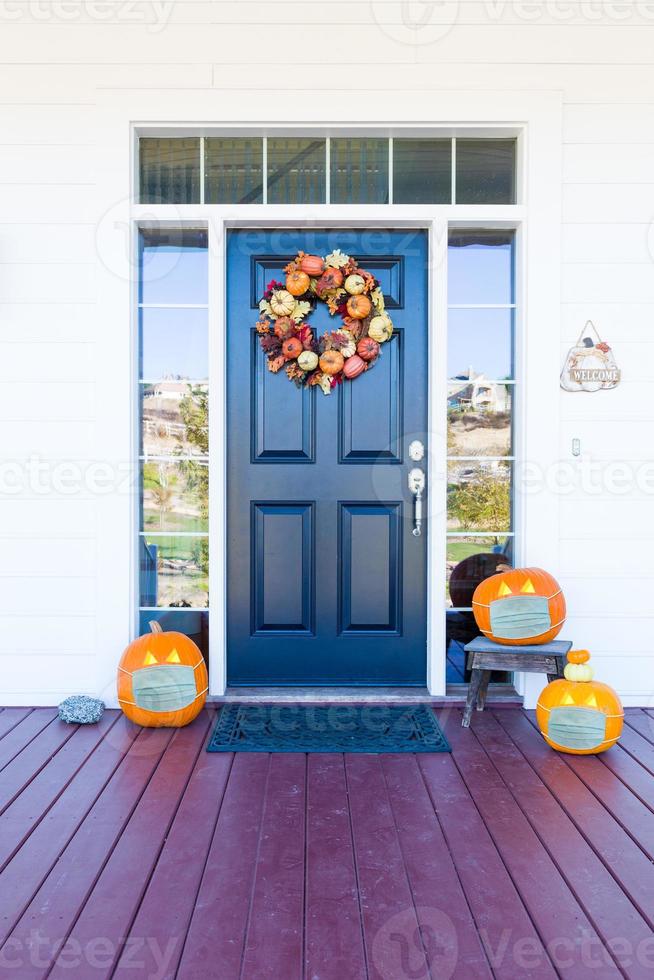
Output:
[[560, 321, 621, 392]]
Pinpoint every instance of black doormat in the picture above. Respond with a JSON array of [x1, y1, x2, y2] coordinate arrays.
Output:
[[206, 704, 450, 754]]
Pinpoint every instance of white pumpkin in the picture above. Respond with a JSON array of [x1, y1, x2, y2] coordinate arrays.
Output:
[[564, 662, 594, 682], [368, 314, 393, 343], [344, 274, 365, 295], [297, 350, 319, 372], [338, 329, 357, 359], [270, 290, 296, 317]]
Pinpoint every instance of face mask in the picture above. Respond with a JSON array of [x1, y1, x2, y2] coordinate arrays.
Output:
[[547, 707, 606, 752], [131, 664, 199, 713], [489, 595, 552, 640]]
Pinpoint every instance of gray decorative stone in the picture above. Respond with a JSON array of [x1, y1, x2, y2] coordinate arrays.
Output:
[[58, 695, 105, 725]]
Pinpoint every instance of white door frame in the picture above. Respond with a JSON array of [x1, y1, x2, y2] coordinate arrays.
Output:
[[122, 101, 561, 703]]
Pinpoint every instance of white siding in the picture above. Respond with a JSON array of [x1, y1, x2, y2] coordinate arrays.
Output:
[[0, 4, 652, 705]]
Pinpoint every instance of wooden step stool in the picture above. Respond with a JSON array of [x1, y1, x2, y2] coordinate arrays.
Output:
[[462, 637, 572, 727]]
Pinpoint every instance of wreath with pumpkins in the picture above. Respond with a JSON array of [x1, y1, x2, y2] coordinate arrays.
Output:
[[255, 249, 394, 395]]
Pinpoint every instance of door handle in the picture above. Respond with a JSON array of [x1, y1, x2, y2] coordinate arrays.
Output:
[[408, 468, 425, 537]]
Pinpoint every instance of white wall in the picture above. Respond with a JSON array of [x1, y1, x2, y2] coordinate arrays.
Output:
[[0, 2, 652, 706]]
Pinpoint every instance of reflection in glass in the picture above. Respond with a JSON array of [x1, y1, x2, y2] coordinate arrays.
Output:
[[448, 231, 514, 306], [139, 229, 208, 306], [393, 139, 451, 203], [456, 139, 516, 204], [140, 536, 208, 608], [140, 308, 208, 381], [330, 138, 389, 204], [141, 460, 208, 533], [141, 383, 208, 457], [447, 461, 512, 533], [205, 138, 264, 204], [139, 609, 209, 661], [139, 138, 201, 204], [447, 308, 514, 380], [447, 384, 513, 458], [267, 138, 326, 204]]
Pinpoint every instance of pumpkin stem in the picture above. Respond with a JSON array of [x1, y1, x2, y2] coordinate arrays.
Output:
[[149, 621, 163, 634]]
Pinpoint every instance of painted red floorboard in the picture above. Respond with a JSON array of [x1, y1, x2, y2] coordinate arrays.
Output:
[[0, 715, 84, 815], [304, 754, 367, 980], [418, 751, 557, 980], [381, 754, 492, 980], [0, 711, 118, 870], [240, 753, 306, 980], [623, 710, 654, 746], [345, 754, 432, 980], [0, 709, 58, 772], [177, 753, 271, 979], [0, 715, 139, 947], [112, 715, 230, 980], [498, 710, 654, 933], [48, 715, 213, 980], [0, 707, 33, 741], [613, 724, 654, 777], [600, 744, 654, 814], [484, 709, 654, 979], [0, 726, 173, 978], [440, 711, 623, 979]]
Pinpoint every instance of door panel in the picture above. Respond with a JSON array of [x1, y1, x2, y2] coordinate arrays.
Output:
[[226, 229, 428, 685]]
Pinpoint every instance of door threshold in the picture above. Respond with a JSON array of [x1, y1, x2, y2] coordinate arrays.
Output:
[[209, 685, 522, 705]]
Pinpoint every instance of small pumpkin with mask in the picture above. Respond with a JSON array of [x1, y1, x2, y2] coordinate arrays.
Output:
[[472, 566, 566, 645], [117, 622, 208, 727]]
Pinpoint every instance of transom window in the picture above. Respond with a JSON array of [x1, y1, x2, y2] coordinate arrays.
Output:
[[138, 136, 516, 206]]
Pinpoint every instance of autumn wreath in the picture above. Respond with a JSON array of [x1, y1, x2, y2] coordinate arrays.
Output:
[[255, 249, 394, 395]]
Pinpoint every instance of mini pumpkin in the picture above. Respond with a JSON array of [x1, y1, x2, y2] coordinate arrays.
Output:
[[269, 290, 296, 317], [297, 350, 319, 372], [357, 337, 380, 361], [344, 274, 365, 295], [319, 350, 345, 375], [536, 650, 623, 755], [316, 268, 344, 295], [286, 270, 310, 296], [472, 566, 566, 645], [117, 621, 208, 728], [282, 337, 303, 360], [343, 354, 366, 379], [300, 254, 324, 277], [368, 315, 393, 343], [346, 294, 372, 320]]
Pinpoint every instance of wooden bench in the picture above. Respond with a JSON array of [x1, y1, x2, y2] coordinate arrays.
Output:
[[462, 637, 572, 727]]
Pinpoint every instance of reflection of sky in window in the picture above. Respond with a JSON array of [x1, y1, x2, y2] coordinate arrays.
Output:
[[448, 309, 513, 379], [448, 239, 514, 305], [140, 307, 208, 380], [139, 238, 208, 305]]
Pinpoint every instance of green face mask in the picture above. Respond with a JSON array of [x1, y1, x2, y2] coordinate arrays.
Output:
[[548, 707, 605, 751], [132, 664, 198, 713], [489, 595, 552, 640]]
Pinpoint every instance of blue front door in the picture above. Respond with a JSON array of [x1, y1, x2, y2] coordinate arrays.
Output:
[[226, 230, 428, 685]]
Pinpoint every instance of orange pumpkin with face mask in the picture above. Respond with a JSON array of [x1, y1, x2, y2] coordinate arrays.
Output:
[[472, 566, 566, 645], [117, 622, 208, 727]]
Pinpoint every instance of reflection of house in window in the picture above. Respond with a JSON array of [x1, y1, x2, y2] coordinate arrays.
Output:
[[146, 380, 190, 401], [448, 368, 509, 413]]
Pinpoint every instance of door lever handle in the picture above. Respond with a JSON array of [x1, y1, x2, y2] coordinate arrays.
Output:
[[408, 468, 425, 537]]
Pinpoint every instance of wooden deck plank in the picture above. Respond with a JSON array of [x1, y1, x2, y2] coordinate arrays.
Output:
[[48, 714, 213, 980], [0, 709, 58, 772], [304, 754, 367, 980], [418, 749, 558, 980], [0, 726, 174, 978], [439, 710, 623, 980], [381, 754, 493, 980], [0, 715, 77, 814], [611, 723, 654, 777], [498, 710, 654, 930], [176, 753, 271, 979], [0, 715, 140, 948], [483, 709, 654, 979], [0, 707, 33, 741], [345, 754, 432, 980], [0, 711, 119, 870], [240, 754, 306, 980], [112, 715, 231, 980], [623, 709, 654, 746]]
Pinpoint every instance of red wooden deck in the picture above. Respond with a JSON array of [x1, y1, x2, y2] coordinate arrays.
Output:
[[1, 705, 654, 979]]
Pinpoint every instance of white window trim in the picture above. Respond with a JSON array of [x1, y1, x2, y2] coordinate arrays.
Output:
[[93, 95, 561, 707]]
